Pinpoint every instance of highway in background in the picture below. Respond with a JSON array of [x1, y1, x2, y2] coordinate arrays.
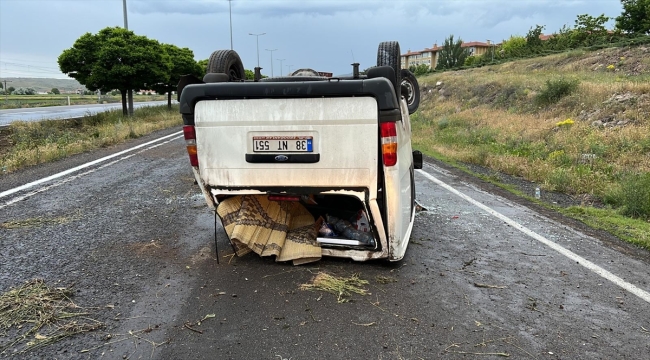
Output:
[[0, 101, 170, 126]]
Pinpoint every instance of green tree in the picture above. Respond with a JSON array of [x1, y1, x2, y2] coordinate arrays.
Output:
[[51, 88, 60, 95], [500, 35, 528, 57], [544, 25, 575, 51], [197, 59, 208, 75], [7, 86, 15, 93], [151, 44, 203, 109], [616, 0, 650, 34], [58, 27, 172, 116], [436, 35, 469, 70], [408, 64, 430, 76], [525, 25, 545, 52], [573, 14, 611, 45]]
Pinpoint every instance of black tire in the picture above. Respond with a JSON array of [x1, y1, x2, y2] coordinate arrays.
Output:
[[207, 50, 245, 81], [377, 41, 401, 102], [400, 69, 420, 114]]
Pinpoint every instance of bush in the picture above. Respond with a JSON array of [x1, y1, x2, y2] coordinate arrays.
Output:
[[620, 173, 650, 220], [534, 78, 579, 106]]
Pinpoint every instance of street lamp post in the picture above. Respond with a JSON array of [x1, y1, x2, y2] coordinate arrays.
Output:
[[286, 64, 294, 75], [122, 0, 133, 116], [265, 49, 277, 77], [248, 33, 266, 68], [277, 59, 285, 76], [228, 0, 233, 50]]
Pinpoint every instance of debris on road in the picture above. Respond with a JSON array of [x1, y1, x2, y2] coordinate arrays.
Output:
[[474, 283, 508, 289], [300, 272, 369, 303], [0, 279, 102, 354]]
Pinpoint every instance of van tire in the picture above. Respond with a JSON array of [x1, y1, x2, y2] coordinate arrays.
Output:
[[377, 41, 401, 102], [400, 69, 420, 114], [207, 50, 245, 81]]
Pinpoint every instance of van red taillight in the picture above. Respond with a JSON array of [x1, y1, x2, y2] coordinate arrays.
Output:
[[380, 122, 397, 166], [183, 125, 198, 167]]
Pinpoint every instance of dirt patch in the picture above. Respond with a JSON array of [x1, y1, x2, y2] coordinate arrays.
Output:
[[123, 238, 180, 260]]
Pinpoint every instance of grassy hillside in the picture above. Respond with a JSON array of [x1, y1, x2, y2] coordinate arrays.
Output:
[[3, 78, 86, 93], [412, 45, 650, 249]]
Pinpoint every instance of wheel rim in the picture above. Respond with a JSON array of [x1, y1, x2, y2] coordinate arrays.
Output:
[[401, 79, 414, 105]]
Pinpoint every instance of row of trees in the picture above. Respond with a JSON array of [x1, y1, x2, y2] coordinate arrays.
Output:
[[58, 27, 204, 114], [415, 0, 650, 73]]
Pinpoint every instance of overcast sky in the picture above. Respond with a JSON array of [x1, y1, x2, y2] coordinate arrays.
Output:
[[0, 0, 624, 79]]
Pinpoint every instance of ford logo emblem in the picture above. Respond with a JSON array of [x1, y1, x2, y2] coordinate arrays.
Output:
[[275, 155, 289, 162]]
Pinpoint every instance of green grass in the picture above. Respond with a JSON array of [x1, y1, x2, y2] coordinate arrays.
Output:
[[0, 105, 181, 173], [412, 44, 650, 250]]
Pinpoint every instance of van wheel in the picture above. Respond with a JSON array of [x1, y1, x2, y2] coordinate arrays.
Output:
[[400, 69, 420, 114], [377, 41, 401, 102], [207, 50, 245, 81]]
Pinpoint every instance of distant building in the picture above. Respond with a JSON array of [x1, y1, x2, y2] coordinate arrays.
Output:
[[402, 35, 553, 70]]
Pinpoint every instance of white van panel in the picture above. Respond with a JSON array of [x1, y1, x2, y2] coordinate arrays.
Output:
[[194, 97, 379, 198]]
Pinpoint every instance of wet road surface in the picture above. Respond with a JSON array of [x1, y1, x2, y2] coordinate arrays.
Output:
[[0, 101, 169, 125], [1, 127, 649, 359]]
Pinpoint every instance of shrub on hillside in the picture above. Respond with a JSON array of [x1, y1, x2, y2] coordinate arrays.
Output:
[[534, 78, 579, 106], [620, 172, 650, 220]]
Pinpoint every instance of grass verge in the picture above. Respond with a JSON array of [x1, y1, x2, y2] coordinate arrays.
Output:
[[0, 105, 181, 174], [412, 45, 650, 251]]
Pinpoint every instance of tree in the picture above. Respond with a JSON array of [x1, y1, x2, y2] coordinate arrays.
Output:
[[525, 25, 545, 52], [12, 87, 36, 95], [58, 27, 172, 116], [500, 35, 528, 57], [616, 0, 650, 35], [151, 44, 203, 109], [7, 86, 15, 93], [436, 35, 469, 70], [408, 64, 431, 76], [51, 88, 60, 95], [573, 14, 611, 45], [197, 59, 208, 75]]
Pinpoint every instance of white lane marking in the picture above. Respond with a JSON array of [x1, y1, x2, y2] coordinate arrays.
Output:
[[0, 131, 182, 199], [0, 136, 182, 210], [417, 168, 650, 304]]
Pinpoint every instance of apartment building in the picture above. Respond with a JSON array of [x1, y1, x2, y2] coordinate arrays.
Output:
[[401, 40, 495, 70]]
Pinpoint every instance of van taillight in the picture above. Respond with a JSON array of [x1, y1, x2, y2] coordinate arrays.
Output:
[[380, 122, 397, 166], [183, 125, 198, 167]]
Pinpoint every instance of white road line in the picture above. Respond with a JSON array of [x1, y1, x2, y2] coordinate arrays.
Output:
[[0, 136, 181, 210], [417, 168, 650, 304], [0, 131, 182, 199]]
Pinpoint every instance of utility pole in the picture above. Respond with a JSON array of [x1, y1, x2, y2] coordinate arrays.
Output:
[[228, 0, 233, 50], [123, 0, 133, 116], [265, 49, 277, 77], [277, 59, 285, 76], [2, 80, 12, 101], [249, 33, 265, 67]]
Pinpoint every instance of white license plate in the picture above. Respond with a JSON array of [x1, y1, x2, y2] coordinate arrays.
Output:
[[253, 136, 313, 152]]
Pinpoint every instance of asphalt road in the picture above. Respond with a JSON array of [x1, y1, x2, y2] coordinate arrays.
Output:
[[0, 101, 170, 125], [1, 127, 649, 359]]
